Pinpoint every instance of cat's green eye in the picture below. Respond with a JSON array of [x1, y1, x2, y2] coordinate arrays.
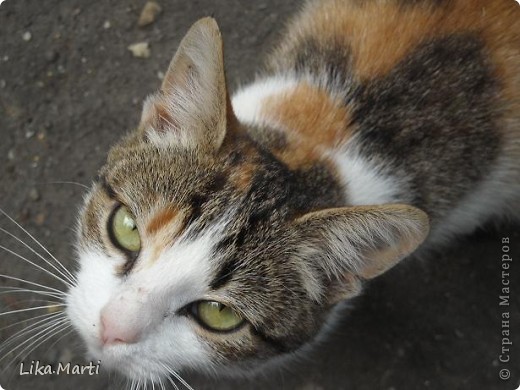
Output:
[[110, 205, 141, 253], [195, 301, 244, 332]]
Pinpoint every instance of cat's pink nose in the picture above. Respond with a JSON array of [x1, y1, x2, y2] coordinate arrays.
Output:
[[100, 311, 140, 346]]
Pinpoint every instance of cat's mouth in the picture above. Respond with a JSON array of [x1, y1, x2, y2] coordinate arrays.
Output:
[[96, 344, 167, 382]]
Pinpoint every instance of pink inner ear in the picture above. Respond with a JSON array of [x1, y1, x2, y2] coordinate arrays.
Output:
[[137, 17, 229, 151], [161, 55, 196, 97], [140, 95, 181, 135], [153, 100, 180, 134]]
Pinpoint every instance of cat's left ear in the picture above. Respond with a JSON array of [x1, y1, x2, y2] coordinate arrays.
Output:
[[293, 204, 430, 304], [140, 17, 231, 152]]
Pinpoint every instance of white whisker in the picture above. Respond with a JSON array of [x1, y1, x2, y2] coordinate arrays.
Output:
[[0, 274, 65, 295], [0, 303, 66, 317], [0, 313, 65, 354], [0, 316, 68, 361], [6, 299, 63, 308], [169, 370, 194, 390], [0, 227, 77, 286], [0, 286, 65, 300], [44, 327, 73, 352], [0, 244, 73, 288], [0, 311, 61, 333], [3, 321, 71, 372], [160, 363, 193, 390], [166, 375, 180, 390], [47, 180, 90, 190], [4, 298, 63, 309], [0, 313, 68, 361], [0, 207, 77, 284]]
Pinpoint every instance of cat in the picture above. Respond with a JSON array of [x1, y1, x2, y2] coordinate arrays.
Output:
[[4, 0, 519, 387]]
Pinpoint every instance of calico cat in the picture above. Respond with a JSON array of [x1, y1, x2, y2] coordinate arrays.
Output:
[[48, 0, 520, 385]]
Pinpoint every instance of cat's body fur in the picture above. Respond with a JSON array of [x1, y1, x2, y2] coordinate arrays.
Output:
[[234, 0, 520, 245], [66, 0, 519, 383]]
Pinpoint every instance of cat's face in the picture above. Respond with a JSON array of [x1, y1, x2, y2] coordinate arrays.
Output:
[[67, 18, 429, 382], [67, 141, 313, 379], [67, 131, 337, 380]]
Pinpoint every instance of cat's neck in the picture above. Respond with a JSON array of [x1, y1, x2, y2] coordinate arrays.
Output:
[[232, 75, 411, 207]]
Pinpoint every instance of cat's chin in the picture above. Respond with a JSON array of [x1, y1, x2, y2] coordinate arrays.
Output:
[[86, 343, 169, 381], [88, 341, 292, 382]]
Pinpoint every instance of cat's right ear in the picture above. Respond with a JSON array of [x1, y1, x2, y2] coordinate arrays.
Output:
[[139, 17, 232, 152], [292, 204, 430, 305]]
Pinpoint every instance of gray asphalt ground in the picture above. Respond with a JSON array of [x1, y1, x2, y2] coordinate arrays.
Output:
[[0, 1, 519, 389]]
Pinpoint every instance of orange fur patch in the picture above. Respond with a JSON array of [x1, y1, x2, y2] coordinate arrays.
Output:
[[230, 163, 256, 192], [134, 207, 187, 270], [283, 0, 520, 81], [477, 1, 520, 120], [260, 82, 351, 169], [146, 208, 179, 235], [262, 83, 351, 146], [275, 147, 319, 171]]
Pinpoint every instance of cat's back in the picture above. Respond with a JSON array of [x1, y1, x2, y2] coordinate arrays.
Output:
[[269, 0, 519, 94], [233, 0, 520, 239], [267, 0, 519, 133]]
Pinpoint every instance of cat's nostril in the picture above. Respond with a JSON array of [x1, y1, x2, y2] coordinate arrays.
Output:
[[100, 312, 140, 346]]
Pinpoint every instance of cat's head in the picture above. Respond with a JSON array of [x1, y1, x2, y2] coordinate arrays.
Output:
[[66, 18, 429, 382]]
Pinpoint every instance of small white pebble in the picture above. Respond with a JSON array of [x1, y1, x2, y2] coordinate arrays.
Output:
[[81, 57, 87, 63], [22, 31, 32, 41], [25, 130, 35, 139], [3, 55, 8, 62], [103, 20, 111, 29], [128, 42, 150, 58], [0, 79, 5, 88], [157, 71, 164, 80], [29, 188, 40, 201], [138, 1, 162, 27]]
